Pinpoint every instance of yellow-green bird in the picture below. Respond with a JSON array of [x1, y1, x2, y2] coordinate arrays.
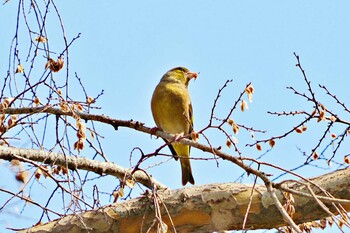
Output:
[[151, 67, 197, 185]]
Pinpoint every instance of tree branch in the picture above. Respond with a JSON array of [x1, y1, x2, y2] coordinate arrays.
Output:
[[19, 168, 350, 232], [0, 146, 166, 190]]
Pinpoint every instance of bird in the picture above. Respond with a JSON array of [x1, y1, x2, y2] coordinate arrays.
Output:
[[151, 67, 197, 185]]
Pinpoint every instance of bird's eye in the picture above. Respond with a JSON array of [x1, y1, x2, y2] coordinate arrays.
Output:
[[179, 67, 186, 73], [169, 67, 187, 73]]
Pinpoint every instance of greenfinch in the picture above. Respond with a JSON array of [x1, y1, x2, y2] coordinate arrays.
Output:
[[151, 67, 197, 185]]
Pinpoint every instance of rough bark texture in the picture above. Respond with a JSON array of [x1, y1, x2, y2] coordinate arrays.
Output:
[[20, 168, 350, 233]]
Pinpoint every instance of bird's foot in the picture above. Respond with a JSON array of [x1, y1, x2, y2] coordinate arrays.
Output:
[[173, 132, 184, 142]]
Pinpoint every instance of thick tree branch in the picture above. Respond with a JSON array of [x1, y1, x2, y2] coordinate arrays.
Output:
[[0, 147, 166, 190], [19, 169, 350, 233], [3, 106, 266, 183]]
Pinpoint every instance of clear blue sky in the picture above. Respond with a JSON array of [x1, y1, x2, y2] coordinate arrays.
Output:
[[1, 1, 349, 232]]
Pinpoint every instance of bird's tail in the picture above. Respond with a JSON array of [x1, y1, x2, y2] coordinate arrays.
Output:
[[172, 143, 195, 185], [180, 158, 195, 185]]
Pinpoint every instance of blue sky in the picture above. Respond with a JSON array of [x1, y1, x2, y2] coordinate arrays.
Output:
[[1, 1, 350, 232]]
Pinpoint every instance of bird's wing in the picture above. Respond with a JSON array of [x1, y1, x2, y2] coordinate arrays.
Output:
[[165, 138, 178, 158], [188, 102, 194, 134], [166, 102, 194, 160]]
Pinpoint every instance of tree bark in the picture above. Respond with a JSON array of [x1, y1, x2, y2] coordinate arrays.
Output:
[[20, 168, 350, 233], [0, 147, 166, 190]]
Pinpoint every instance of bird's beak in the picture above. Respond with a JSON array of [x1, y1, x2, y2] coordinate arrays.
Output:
[[187, 71, 198, 80]]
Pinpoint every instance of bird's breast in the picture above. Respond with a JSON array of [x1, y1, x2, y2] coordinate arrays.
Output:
[[151, 83, 191, 134]]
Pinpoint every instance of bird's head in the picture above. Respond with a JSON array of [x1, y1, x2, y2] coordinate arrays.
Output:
[[162, 67, 198, 87]]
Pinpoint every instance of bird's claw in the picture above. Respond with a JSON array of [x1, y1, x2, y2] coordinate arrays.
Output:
[[150, 127, 159, 135], [173, 132, 184, 142]]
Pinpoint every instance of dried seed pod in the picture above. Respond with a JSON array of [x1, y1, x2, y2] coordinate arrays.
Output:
[[227, 119, 234, 126], [317, 110, 326, 122], [33, 97, 41, 106], [245, 84, 254, 102], [256, 143, 262, 151], [45, 57, 64, 72], [35, 36, 48, 43], [15, 64, 24, 73], [295, 128, 302, 134], [61, 166, 68, 175], [86, 96, 96, 105], [15, 171, 29, 183], [8, 115, 18, 127], [240, 100, 248, 112], [329, 115, 337, 122], [344, 156, 349, 164], [125, 179, 135, 188], [75, 103, 83, 111], [231, 136, 238, 144], [301, 125, 307, 132], [226, 139, 232, 148], [233, 124, 239, 135]]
